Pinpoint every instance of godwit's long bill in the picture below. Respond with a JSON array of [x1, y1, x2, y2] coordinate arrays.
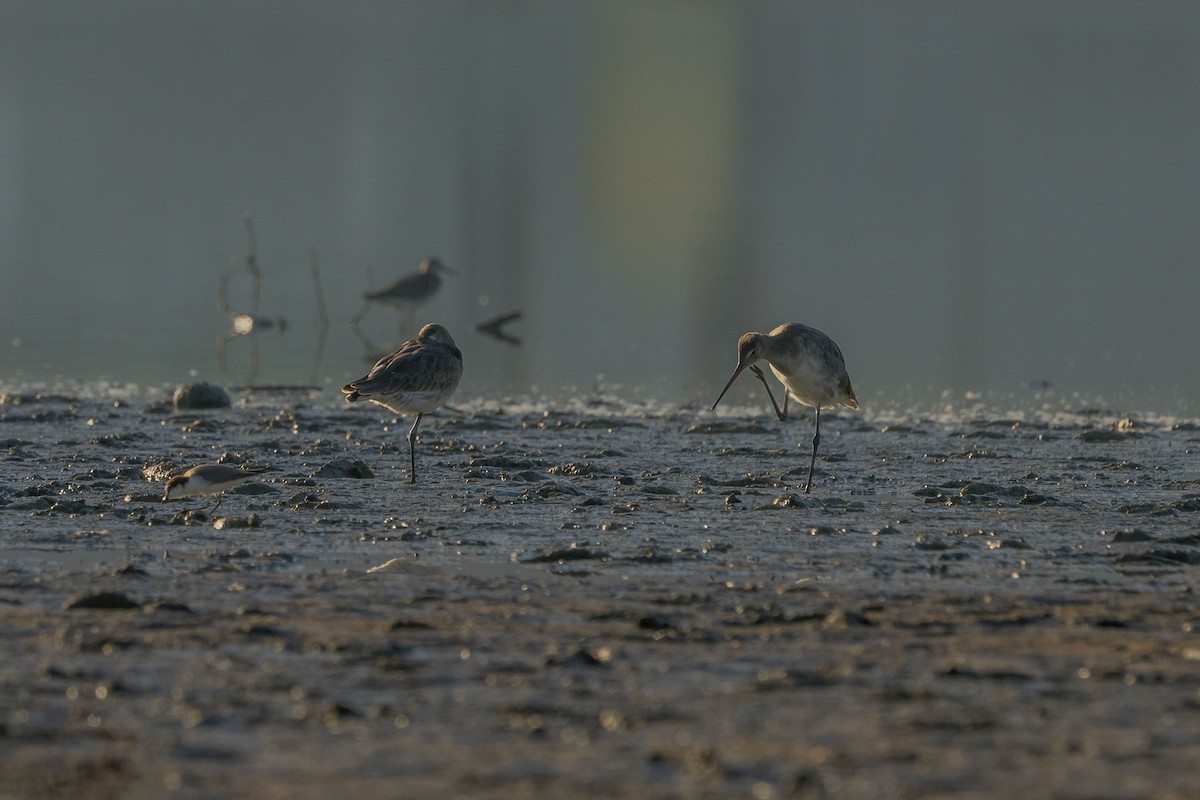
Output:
[[712, 322, 858, 494], [342, 322, 463, 484]]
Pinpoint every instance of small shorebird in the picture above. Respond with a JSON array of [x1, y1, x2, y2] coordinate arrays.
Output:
[[342, 322, 463, 484], [355, 258, 452, 335], [163, 464, 269, 513], [712, 323, 859, 494]]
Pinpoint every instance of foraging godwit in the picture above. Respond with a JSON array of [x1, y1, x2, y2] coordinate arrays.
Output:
[[342, 323, 463, 484], [712, 323, 858, 494]]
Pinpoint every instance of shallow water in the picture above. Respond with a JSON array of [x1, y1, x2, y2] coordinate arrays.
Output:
[[1, 385, 1199, 798]]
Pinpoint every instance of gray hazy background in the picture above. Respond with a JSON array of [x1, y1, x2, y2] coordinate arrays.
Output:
[[3, 2, 1198, 409]]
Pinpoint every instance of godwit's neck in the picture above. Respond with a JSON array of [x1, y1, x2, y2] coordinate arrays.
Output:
[[759, 331, 788, 362]]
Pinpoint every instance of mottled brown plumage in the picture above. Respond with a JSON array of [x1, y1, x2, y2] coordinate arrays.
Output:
[[342, 323, 463, 484]]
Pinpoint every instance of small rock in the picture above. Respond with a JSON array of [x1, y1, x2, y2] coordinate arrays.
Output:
[[5, 496, 56, 511], [390, 618, 433, 630], [548, 462, 603, 477], [637, 614, 675, 630], [960, 482, 1004, 496], [233, 483, 278, 496], [546, 647, 608, 668], [65, 591, 140, 610], [213, 513, 262, 530], [325, 702, 359, 720], [146, 600, 195, 614], [312, 459, 374, 479], [824, 608, 872, 627], [287, 491, 324, 510], [520, 545, 610, 564], [1105, 528, 1156, 542], [172, 383, 231, 410], [1074, 428, 1127, 443]]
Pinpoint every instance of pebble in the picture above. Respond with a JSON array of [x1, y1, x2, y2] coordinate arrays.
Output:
[[172, 383, 231, 410]]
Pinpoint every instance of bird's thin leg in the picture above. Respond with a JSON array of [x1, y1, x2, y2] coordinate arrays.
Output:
[[784, 393, 790, 420], [804, 405, 822, 494], [749, 365, 787, 422], [211, 494, 224, 515], [406, 413, 423, 484]]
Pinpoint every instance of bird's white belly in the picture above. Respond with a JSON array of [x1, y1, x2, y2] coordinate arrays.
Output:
[[770, 360, 840, 408], [371, 386, 457, 416]]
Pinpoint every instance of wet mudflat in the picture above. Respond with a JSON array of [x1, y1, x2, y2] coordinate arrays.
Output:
[[1, 386, 1198, 799]]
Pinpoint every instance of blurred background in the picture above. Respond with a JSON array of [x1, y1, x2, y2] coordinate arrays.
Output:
[[2, 2, 1198, 409]]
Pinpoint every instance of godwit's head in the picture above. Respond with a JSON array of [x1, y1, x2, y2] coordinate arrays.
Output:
[[712, 331, 767, 411], [420, 258, 453, 276], [735, 332, 768, 369], [416, 322, 458, 349]]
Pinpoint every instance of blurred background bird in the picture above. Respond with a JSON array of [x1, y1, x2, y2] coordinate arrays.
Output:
[[352, 257, 453, 339]]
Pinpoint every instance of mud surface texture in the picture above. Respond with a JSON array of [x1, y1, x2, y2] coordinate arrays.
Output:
[[1, 387, 1198, 799]]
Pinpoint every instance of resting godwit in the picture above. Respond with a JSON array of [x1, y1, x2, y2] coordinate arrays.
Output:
[[342, 323, 463, 484], [163, 464, 270, 513], [712, 323, 858, 494]]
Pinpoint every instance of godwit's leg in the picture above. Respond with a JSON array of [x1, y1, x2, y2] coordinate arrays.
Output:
[[749, 366, 786, 422], [406, 413, 424, 484], [804, 405, 821, 494], [210, 494, 224, 515]]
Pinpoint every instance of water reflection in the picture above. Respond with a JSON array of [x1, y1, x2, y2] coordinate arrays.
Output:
[[475, 311, 523, 347], [216, 214, 328, 387], [3, 4, 1198, 404]]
